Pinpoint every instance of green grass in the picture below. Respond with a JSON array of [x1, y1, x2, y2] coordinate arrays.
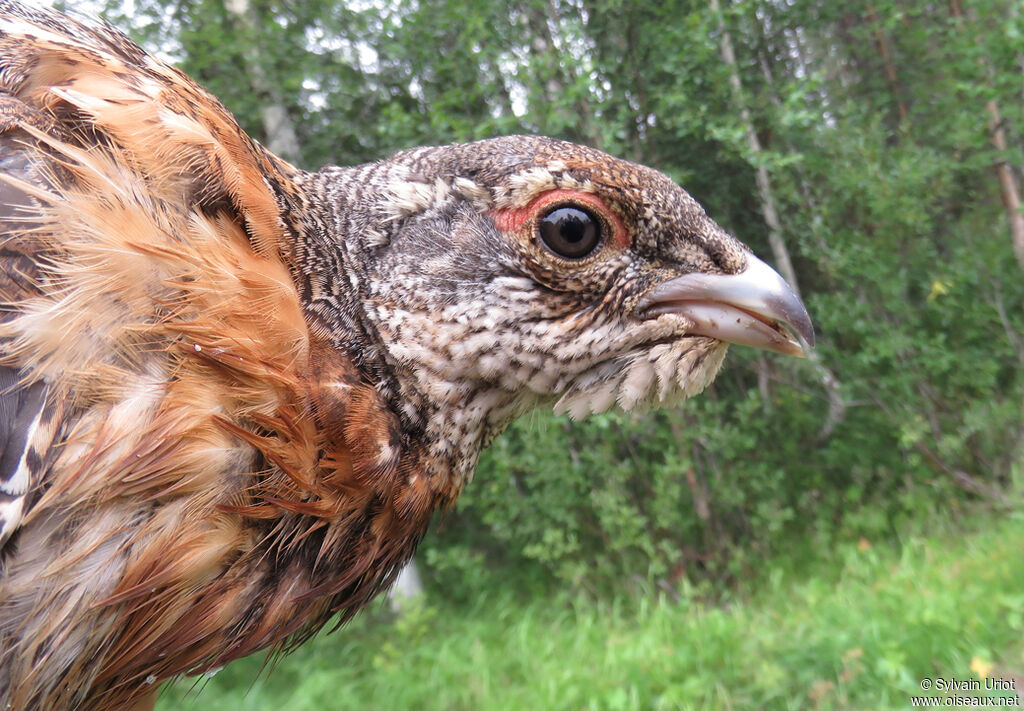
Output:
[[158, 513, 1024, 710]]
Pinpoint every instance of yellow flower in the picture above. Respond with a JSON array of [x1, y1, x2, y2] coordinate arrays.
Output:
[[970, 656, 993, 679], [927, 279, 952, 301]]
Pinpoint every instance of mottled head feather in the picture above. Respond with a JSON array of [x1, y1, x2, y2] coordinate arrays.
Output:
[[291, 135, 750, 489]]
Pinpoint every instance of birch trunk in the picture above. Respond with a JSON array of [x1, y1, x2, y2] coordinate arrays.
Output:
[[865, 3, 909, 123], [225, 0, 302, 164], [949, 0, 1024, 272], [986, 100, 1024, 271], [710, 0, 798, 294], [711, 0, 846, 438]]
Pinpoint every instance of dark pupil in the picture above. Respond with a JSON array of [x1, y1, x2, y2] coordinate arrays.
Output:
[[539, 206, 600, 258]]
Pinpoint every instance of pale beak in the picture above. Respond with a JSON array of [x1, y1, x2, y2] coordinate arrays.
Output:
[[639, 253, 815, 357]]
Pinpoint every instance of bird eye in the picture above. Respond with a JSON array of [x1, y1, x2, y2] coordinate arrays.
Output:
[[538, 206, 602, 259]]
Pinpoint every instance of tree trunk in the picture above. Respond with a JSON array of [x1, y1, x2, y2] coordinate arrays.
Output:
[[712, 0, 846, 439], [986, 100, 1024, 271], [224, 0, 302, 164], [711, 0, 799, 294], [948, 0, 1024, 271], [865, 3, 909, 123], [389, 558, 425, 611]]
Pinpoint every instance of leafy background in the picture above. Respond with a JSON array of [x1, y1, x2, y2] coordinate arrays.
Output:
[[45, 0, 1024, 707]]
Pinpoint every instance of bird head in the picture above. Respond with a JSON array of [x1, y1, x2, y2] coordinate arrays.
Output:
[[302, 135, 812, 484]]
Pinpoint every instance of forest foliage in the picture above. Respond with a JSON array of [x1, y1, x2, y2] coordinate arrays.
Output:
[[81, 0, 1024, 601]]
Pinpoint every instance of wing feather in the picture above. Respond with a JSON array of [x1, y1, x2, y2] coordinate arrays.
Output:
[[0, 0, 306, 531], [0, 369, 45, 544], [0, 4, 321, 708]]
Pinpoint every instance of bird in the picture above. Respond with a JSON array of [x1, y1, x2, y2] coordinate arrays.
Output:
[[0, 2, 813, 710]]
